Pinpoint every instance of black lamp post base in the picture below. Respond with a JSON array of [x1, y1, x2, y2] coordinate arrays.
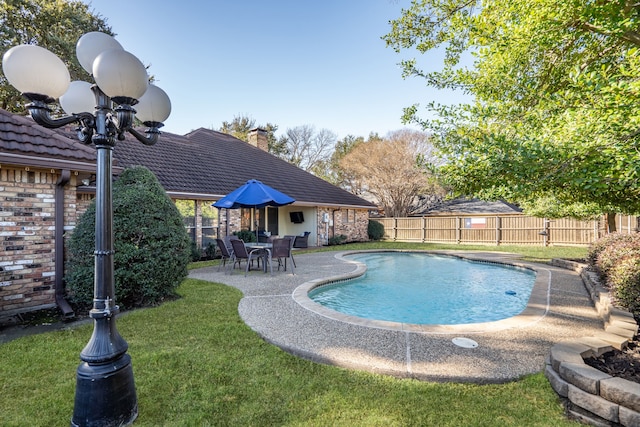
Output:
[[71, 354, 137, 427]]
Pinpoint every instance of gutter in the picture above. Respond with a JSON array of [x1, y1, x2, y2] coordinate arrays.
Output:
[[55, 170, 75, 319]]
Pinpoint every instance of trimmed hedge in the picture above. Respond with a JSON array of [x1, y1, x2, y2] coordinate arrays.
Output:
[[368, 219, 385, 240], [65, 166, 191, 310], [587, 232, 640, 316]]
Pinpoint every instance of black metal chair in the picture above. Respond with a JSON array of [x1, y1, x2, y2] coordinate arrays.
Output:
[[215, 238, 232, 273], [283, 235, 298, 267], [271, 237, 295, 274], [229, 239, 264, 276]]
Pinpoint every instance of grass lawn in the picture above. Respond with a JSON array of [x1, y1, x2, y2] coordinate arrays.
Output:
[[0, 242, 586, 426]]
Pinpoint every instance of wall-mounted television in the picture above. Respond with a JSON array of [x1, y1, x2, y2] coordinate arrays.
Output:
[[290, 211, 304, 223]]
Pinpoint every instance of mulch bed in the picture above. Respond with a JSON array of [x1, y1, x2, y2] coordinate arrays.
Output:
[[584, 338, 640, 384]]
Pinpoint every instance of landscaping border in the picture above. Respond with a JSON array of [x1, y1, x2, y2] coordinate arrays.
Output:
[[545, 259, 640, 427]]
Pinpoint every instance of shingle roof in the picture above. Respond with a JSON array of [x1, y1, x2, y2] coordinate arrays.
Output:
[[0, 109, 97, 170], [0, 108, 375, 208], [113, 127, 376, 208], [418, 198, 522, 215]]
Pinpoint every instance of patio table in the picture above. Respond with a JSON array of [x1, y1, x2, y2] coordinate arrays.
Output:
[[245, 243, 272, 274]]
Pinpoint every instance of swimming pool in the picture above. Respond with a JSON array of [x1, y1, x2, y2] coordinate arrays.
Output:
[[308, 252, 536, 325]]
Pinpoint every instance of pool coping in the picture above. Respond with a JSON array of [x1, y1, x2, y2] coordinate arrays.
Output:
[[292, 249, 552, 335]]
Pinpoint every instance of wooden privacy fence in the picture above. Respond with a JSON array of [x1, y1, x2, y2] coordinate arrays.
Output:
[[374, 214, 639, 246]]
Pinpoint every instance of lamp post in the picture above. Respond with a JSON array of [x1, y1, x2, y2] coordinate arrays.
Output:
[[2, 32, 171, 427]]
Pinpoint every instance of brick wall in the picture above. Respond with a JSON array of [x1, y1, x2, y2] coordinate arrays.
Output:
[[316, 207, 369, 243], [0, 166, 80, 322]]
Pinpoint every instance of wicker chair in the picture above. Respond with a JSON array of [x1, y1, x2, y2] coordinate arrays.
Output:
[[293, 231, 311, 248]]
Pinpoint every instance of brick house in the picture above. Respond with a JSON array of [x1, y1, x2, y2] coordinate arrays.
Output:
[[0, 108, 375, 323]]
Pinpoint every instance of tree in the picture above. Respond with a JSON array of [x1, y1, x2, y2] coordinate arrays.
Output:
[[0, 0, 113, 111], [325, 134, 365, 187], [339, 130, 443, 217], [65, 166, 191, 310], [278, 125, 337, 175], [383, 0, 640, 228], [218, 114, 284, 155]]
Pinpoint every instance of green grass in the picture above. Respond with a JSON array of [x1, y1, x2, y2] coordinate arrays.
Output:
[[0, 243, 585, 426]]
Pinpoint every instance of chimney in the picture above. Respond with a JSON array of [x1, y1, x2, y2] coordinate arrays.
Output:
[[247, 128, 268, 151]]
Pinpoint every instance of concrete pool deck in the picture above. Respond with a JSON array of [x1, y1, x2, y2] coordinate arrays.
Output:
[[188, 250, 603, 383]]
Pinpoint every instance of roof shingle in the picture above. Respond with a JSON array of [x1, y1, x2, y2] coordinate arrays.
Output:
[[0, 108, 375, 208], [114, 127, 375, 208]]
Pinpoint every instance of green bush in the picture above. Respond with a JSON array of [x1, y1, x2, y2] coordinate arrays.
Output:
[[587, 232, 640, 317], [190, 240, 202, 262], [608, 256, 640, 314], [592, 234, 640, 279], [328, 234, 347, 246], [204, 242, 217, 259], [367, 220, 385, 240], [586, 232, 637, 274], [234, 229, 257, 242], [66, 166, 191, 310]]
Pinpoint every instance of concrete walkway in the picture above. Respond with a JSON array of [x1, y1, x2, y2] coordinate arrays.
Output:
[[188, 250, 603, 383]]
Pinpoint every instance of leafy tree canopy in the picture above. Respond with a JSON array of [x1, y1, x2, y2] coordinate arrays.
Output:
[[218, 114, 284, 156], [0, 0, 113, 111], [384, 0, 640, 218]]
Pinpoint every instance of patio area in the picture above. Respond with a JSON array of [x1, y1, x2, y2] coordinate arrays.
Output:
[[188, 250, 603, 383]]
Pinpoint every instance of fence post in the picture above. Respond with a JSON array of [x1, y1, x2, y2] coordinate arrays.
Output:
[[495, 216, 501, 245], [542, 218, 550, 247], [456, 217, 461, 244], [422, 216, 427, 243], [393, 217, 398, 241]]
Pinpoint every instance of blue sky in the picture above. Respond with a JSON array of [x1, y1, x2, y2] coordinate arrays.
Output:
[[83, 0, 454, 140]]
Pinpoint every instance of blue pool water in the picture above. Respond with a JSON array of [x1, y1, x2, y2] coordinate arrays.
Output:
[[308, 252, 536, 325]]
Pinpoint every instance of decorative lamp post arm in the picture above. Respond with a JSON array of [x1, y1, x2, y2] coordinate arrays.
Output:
[[23, 97, 87, 129], [127, 123, 163, 146]]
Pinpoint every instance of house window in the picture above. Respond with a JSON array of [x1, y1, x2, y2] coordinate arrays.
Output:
[[201, 201, 218, 247], [342, 209, 355, 223], [175, 199, 196, 240]]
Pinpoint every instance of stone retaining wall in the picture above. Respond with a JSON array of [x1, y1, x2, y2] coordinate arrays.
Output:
[[545, 259, 640, 426]]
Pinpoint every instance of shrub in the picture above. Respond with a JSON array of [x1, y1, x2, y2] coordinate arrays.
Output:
[[587, 232, 640, 317], [368, 220, 385, 241], [190, 240, 202, 262], [607, 256, 640, 314], [590, 234, 640, 280], [328, 234, 347, 245], [234, 229, 257, 242], [204, 242, 217, 259], [66, 166, 191, 311], [586, 232, 638, 273]]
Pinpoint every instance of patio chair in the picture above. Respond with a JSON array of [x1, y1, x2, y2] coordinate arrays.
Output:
[[283, 235, 298, 267], [271, 237, 295, 274], [293, 231, 311, 248], [215, 238, 233, 273], [229, 238, 265, 276]]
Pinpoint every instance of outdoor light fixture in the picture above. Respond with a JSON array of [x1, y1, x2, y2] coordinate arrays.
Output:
[[2, 32, 171, 427]]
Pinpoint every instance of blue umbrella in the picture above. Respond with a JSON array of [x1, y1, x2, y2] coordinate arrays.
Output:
[[213, 179, 295, 241]]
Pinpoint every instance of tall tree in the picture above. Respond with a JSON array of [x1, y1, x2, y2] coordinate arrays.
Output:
[[339, 130, 443, 217], [218, 114, 283, 155], [384, 0, 640, 228], [0, 0, 113, 111], [278, 125, 337, 175], [325, 134, 365, 187]]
